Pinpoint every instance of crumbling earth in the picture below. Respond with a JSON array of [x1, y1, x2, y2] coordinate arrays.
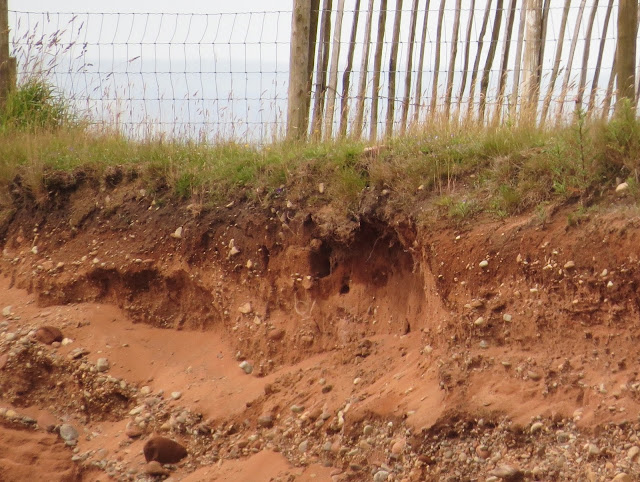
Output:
[[1, 169, 640, 481]]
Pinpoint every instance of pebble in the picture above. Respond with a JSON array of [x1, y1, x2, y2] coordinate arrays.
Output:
[[564, 260, 575, 269], [475, 445, 490, 459], [257, 414, 274, 428], [144, 461, 170, 476], [530, 422, 543, 434], [68, 347, 89, 359], [125, 421, 143, 438], [363, 425, 374, 436], [373, 470, 390, 482], [239, 361, 253, 374], [503, 314, 512, 322], [474, 316, 485, 327], [527, 370, 542, 381], [59, 423, 79, 442], [171, 391, 182, 400], [290, 404, 304, 414], [2, 306, 11, 317], [479, 260, 489, 268], [37, 412, 57, 432], [627, 445, 640, 460], [268, 328, 285, 341], [143, 436, 187, 464], [489, 464, 524, 481], [391, 439, 405, 456], [616, 182, 629, 193], [238, 302, 253, 314], [96, 358, 110, 372], [611, 474, 632, 482], [170, 226, 183, 239]]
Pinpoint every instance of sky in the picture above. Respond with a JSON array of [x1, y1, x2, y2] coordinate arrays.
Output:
[[15, 0, 288, 14]]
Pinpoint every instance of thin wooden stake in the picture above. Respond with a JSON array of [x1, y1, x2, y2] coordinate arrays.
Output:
[[456, 0, 476, 119], [310, 0, 333, 140], [304, 0, 321, 134], [587, 0, 614, 116], [617, 0, 638, 107], [339, 0, 361, 137], [521, 0, 542, 122], [386, 0, 403, 137], [370, 0, 388, 141], [0, 0, 16, 109], [510, 1, 527, 119], [400, 0, 419, 134], [324, 0, 346, 140], [557, 0, 587, 120], [493, 0, 517, 124], [429, 0, 446, 118], [540, 0, 571, 125], [354, 0, 375, 138], [444, 0, 462, 120], [479, 0, 504, 122], [467, 0, 493, 121], [575, 0, 599, 113], [413, 1, 431, 123]]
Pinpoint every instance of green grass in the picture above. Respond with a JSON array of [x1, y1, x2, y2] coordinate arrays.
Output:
[[1, 79, 640, 221]]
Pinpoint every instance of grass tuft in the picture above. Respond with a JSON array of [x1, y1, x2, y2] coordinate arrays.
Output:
[[0, 79, 76, 133]]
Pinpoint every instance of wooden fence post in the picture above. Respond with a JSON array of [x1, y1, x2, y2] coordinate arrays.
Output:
[[323, 0, 345, 140], [616, 0, 638, 107], [0, 0, 16, 109], [521, 0, 542, 123], [305, 0, 320, 130], [287, 0, 313, 140], [370, 0, 387, 141], [386, 0, 402, 137]]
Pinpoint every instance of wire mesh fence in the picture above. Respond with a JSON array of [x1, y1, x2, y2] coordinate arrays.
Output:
[[10, 9, 291, 141], [7, 1, 639, 142]]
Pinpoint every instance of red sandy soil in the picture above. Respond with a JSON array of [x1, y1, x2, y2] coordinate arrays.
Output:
[[1, 170, 640, 481]]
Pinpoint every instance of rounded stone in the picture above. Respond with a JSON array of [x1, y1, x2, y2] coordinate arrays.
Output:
[[373, 470, 390, 482], [35, 326, 63, 345], [59, 423, 79, 442], [143, 436, 187, 464], [239, 361, 253, 374], [96, 358, 110, 372], [144, 461, 170, 476]]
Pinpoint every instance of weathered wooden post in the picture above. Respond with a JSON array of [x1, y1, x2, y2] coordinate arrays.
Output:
[[369, 0, 387, 141], [386, 0, 402, 137], [0, 0, 17, 109], [521, 0, 542, 123], [616, 0, 638, 107], [323, 0, 345, 140], [287, 0, 313, 140]]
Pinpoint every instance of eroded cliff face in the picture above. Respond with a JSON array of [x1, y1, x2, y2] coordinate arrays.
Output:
[[1, 171, 640, 481]]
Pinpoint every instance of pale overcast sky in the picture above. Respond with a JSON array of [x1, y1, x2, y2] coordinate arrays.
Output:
[[15, 1, 288, 14]]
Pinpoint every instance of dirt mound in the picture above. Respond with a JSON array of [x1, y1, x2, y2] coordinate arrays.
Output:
[[1, 174, 640, 480]]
